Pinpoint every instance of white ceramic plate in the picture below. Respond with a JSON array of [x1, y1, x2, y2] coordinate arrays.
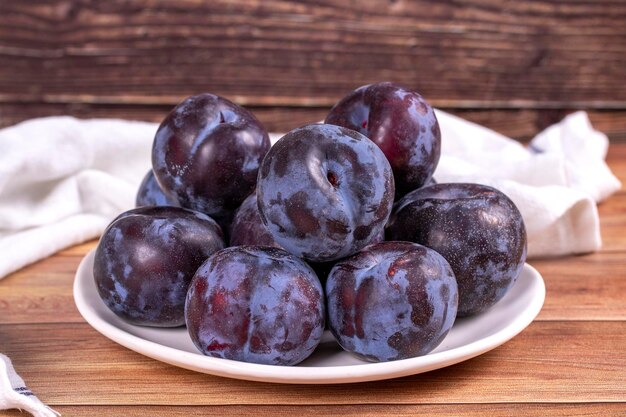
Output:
[[73, 249, 545, 384]]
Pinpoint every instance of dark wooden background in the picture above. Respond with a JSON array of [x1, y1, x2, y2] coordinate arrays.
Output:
[[1, 0, 625, 141]]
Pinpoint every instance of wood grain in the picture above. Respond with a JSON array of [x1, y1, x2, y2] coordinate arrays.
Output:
[[599, 193, 626, 252], [1, 0, 625, 107], [0, 255, 85, 324], [606, 143, 626, 182], [0, 321, 624, 405], [533, 252, 626, 320], [3, 404, 625, 417]]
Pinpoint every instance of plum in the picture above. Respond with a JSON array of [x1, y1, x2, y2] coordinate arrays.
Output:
[[387, 183, 527, 316], [185, 246, 325, 365], [135, 170, 180, 207], [230, 192, 281, 248], [152, 93, 271, 218], [325, 82, 440, 197], [93, 206, 224, 327], [326, 241, 458, 362], [257, 124, 395, 262]]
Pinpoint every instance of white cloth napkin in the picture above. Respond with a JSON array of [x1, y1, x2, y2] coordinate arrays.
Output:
[[0, 354, 60, 417], [0, 117, 155, 279], [0, 111, 621, 417]]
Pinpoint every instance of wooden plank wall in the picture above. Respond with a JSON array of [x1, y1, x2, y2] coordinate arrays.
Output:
[[1, 0, 625, 140]]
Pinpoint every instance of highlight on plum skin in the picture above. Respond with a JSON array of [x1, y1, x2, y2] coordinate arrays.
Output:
[[325, 241, 458, 362], [152, 93, 271, 218], [185, 246, 325, 366], [93, 206, 224, 327], [257, 123, 395, 263], [387, 183, 527, 316]]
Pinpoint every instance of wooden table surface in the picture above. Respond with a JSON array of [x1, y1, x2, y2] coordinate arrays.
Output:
[[1, 144, 625, 416], [2, 1, 626, 141]]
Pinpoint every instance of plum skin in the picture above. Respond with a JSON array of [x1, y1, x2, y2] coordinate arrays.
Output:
[[307, 228, 384, 287], [325, 82, 441, 197], [229, 192, 281, 248], [135, 170, 180, 207], [257, 124, 395, 262], [93, 206, 224, 327], [387, 183, 527, 316], [326, 241, 458, 362], [185, 246, 325, 366], [152, 93, 271, 218]]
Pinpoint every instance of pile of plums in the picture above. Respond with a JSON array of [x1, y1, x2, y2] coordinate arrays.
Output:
[[94, 82, 527, 366]]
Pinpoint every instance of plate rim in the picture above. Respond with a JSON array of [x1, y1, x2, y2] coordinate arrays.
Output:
[[73, 249, 545, 384]]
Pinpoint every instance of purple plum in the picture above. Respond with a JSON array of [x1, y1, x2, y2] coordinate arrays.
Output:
[[93, 206, 224, 327], [185, 246, 325, 365], [152, 93, 270, 218], [387, 183, 527, 316], [326, 241, 458, 362], [325, 82, 440, 197], [257, 124, 395, 262]]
